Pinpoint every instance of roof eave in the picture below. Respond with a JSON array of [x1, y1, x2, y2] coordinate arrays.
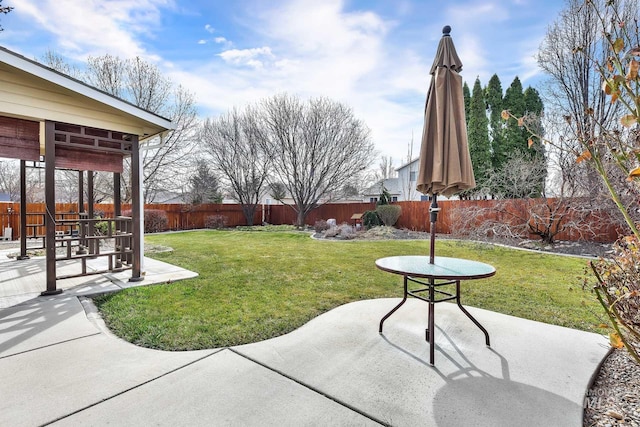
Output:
[[0, 46, 175, 133]]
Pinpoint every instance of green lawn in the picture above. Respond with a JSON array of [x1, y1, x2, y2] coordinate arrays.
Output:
[[94, 230, 601, 351]]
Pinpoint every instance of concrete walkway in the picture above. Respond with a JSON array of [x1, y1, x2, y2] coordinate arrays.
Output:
[[0, 250, 608, 426], [0, 246, 198, 309]]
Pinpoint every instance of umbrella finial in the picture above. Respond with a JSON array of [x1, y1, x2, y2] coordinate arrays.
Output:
[[442, 25, 451, 36]]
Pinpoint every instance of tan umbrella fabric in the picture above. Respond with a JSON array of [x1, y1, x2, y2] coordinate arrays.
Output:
[[416, 26, 475, 197]]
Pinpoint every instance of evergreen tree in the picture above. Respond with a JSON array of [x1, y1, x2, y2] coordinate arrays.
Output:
[[467, 77, 491, 194], [523, 86, 544, 160], [463, 81, 471, 119], [523, 86, 546, 196], [499, 77, 547, 198], [485, 74, 504, 171], [188, 160, 223, 204], [502, 76, 527, 156]]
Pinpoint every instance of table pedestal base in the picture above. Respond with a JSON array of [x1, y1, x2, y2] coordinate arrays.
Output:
[[379, 275, 490, 365]]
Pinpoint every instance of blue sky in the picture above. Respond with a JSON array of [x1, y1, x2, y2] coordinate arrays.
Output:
[[1, 0, 565, 165]]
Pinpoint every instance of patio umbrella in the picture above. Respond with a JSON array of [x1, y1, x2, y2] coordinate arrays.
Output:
[[416, 25, 475, 264]]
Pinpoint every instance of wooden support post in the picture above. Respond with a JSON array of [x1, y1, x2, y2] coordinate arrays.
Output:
[[17, 160, 29, 260], [78, 170, 84, 213], [43, 121, 62, 295], [76, 170, 87, 255], [87, 171, 94, 253], [114, 172, 122, 268], [130, 135, 143, 282], [114, 172, 121, 217]]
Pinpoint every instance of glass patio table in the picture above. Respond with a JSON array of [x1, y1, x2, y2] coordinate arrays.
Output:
[[376, 255, 496, 365]]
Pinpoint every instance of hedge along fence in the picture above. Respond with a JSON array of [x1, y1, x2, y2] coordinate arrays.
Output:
[[0, 198, 623, 242]]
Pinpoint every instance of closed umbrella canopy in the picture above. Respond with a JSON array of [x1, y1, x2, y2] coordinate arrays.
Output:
[[416, 26, 475, 197]]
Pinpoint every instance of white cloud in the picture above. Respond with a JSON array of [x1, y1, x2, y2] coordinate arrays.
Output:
[[170, 0, 419, 163], [15, 0, 170, 61], [8, 0, 562, 164], [218, 47, 274, 69], [445, 2, 510, 26]]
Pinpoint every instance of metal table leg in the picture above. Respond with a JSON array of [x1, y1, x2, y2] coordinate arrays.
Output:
[[379, 275, 408, 333], [428, 277, 435, 365], [456, 280, 490, 346]]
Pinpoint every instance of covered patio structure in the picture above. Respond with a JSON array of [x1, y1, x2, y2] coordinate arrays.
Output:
[[0, 46, 174, 295]]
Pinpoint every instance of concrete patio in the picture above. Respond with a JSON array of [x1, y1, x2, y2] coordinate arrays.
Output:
[[0, 246, 609, 426]]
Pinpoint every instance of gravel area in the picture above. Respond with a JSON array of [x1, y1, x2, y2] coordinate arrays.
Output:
[[314, 226, 614, 258], [585, 350, 640, 427]]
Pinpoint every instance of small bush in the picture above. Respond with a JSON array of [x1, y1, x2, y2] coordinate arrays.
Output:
[[337, 223, 356, 240], [145, 210, 169, 233], [362, 210, 381, 229], [376, 204, 402, 227], [94, 220, 109, 236], [314, 220, 330, 233], [124, 209, 169, 233], [205, 215, 228, 229]]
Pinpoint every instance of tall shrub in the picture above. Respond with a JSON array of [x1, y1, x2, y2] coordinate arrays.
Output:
[[375, 205, 402, 227]]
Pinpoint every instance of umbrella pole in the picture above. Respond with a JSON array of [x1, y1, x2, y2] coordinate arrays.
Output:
[[429, 194, 439, 264]]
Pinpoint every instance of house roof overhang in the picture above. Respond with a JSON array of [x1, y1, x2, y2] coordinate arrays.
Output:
[[0, 46, 175, 142]]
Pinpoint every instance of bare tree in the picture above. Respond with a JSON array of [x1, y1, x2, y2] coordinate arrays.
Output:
[[40, 50, 81, 79], [537, 0, 640, 226], [375, 156, 394, 181], [451, 196, 608, 244], [200, 107, 270, 225], [487, 151, 547, 200], [269, 182, 287, 202], [0, 0, 12, 31], [0, 160, 19, 200], [0, 160, 47, 202], [85, 54, 126, 99], [136, 84, 198, 203], [454, 153, 606, 244], [40, 52, 199, 203], [257, 94, 375, 226]]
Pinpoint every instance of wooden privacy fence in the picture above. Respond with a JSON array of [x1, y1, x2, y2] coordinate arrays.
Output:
[[0, 198, 623, 243]]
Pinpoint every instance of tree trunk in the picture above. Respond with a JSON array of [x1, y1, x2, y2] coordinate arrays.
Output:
[[242, 205, 256, 226], [295, 210, 306, 228]]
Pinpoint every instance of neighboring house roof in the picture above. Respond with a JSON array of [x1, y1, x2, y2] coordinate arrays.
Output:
[[150, 190, 185, 204], [395, 158, 420, 173], [0, 46, 174, 141], [363, 178, 401, 197]]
